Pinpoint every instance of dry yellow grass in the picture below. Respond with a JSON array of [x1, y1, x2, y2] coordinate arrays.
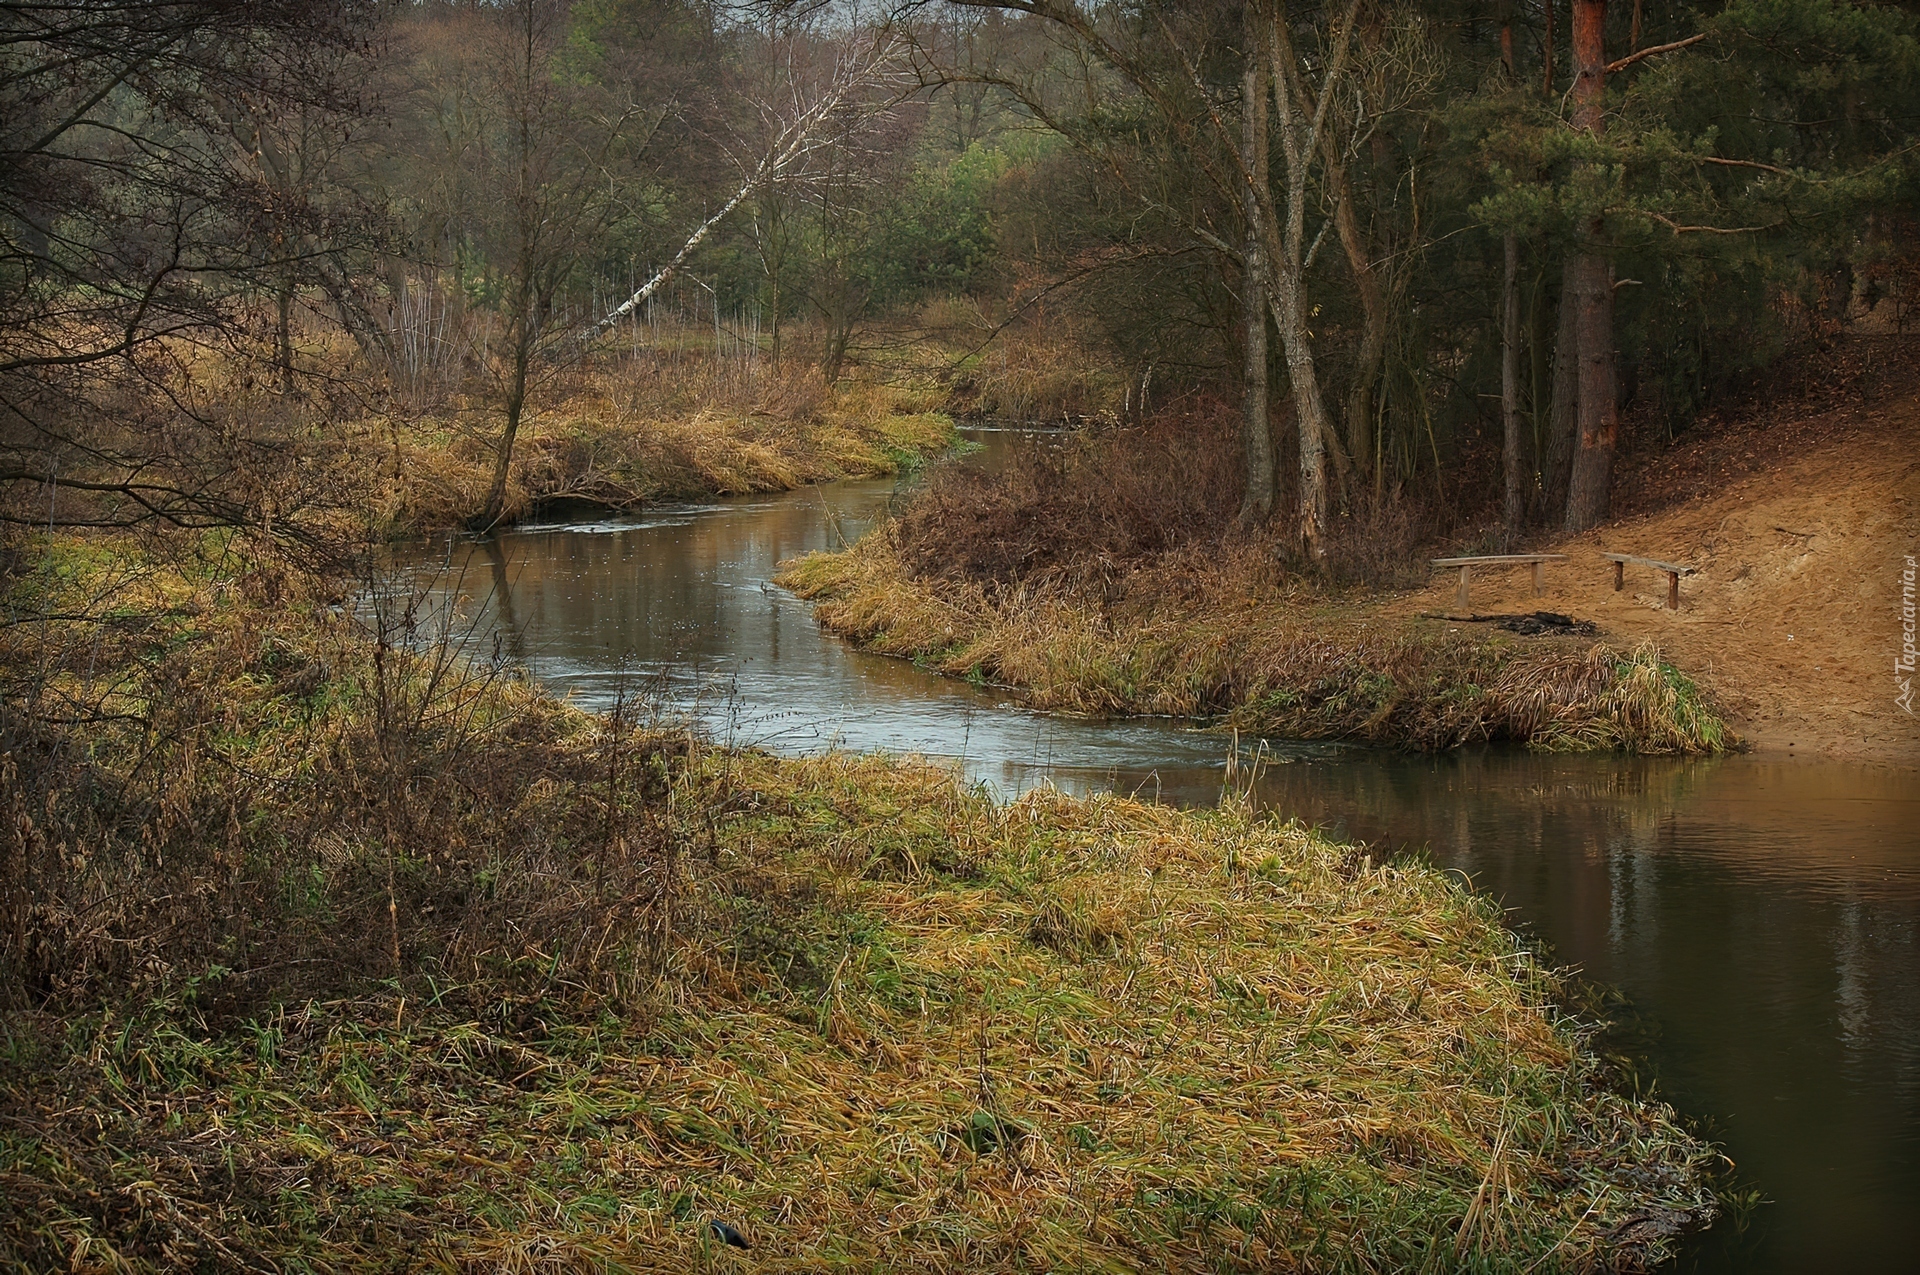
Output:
[[366, 357, 954, 533], [2, 542, 1718, 1271], [779, 536, 1733, 754], [3, 752, 1719, 1273]]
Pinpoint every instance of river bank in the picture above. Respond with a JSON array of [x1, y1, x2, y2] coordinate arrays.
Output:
[[365, 469, 1919, 1269], [1385, 390, 1920, 763], [0, 548, 1719, 1271], [779, 380, 1920, 761], [778, 536, 1733, 755], [374, 361, 957, 534]]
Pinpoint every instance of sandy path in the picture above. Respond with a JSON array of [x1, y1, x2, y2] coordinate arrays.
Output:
[[1396, 394, 1920, 763]]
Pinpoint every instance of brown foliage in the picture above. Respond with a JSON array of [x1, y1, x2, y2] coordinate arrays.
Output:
[[0, 562, 707, 1017], [892, 401, 1242, 590]]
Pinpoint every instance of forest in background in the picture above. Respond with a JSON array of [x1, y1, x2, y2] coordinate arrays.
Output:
[[3, 0, 1916, 566]]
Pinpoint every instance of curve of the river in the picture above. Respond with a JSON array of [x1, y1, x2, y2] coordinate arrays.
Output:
[[395, 430, 1919, 1273]]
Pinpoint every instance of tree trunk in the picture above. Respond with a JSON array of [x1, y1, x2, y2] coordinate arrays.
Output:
[[1543, 267, 1580, 519], [275, 275, 295, 395], [1564, 252, 1618, 531], [1563, 0, 1617, 532], [821, 303, 853, 383], [481, 312, 533, 532], [1543, 0, 1557, 96], [1498, 14, 1521, 535], [1238, 47, 1274, 525], [1501, 234, 1524, 540], [1326, 159, 1383, 485], [1268, 271, 1332, 562], [769, 269, 782, 367]]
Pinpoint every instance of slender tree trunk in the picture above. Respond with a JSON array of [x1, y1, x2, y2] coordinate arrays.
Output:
[[480, 318, 532, 531], [1563, 0, 1618, 531], [275, 275, 295, 395], [1238, 47, 1274, 525], [1499, 14, 1522, 538], [1257, 0, 1359, 564], [1326, 159, 1383, 485], [1543, 0, 1556, 97], [1502, 234, 1524, 539], [769, 270, 782, 367], [481, 0, 541, 533], [1543, 268, 1580, 519]]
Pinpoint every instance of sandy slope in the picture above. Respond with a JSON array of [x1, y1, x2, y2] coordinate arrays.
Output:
[[1399, 391, 1920, 763]]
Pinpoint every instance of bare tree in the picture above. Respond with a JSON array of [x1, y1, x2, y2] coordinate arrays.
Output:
[[929, 0, 1367, 563], [1233, 0, 1364, 561], [400, 0, 664, 531], [0, 0, 379, 537]]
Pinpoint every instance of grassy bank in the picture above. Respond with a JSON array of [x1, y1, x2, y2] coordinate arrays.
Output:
[[0, 545, 1718, 1270], [778, 535, 1734, 754], [375, 356, 956, 534]]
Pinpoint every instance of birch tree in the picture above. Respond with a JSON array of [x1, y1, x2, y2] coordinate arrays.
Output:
[[583, 32, 911, 342]]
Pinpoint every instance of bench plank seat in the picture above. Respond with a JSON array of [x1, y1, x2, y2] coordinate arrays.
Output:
[[1429, 554, 1569, 610], [1601, 552, 1694, 575], [1430, 554, 1570, 566]]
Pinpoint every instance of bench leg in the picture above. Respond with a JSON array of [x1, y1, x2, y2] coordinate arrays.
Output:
[[1456, 566, 1470, 612], [1667, 570, 1679, 610], [1532, 561, 1544, 596], [1613, 560, 1624, 591]]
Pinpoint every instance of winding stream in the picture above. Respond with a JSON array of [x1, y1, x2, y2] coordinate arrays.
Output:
[[397, 430, 1918, 1272]]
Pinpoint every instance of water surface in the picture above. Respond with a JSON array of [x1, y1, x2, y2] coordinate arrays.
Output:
[[395, 433, 1919, 1272]]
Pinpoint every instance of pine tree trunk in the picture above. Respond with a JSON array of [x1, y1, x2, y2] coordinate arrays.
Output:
[[1564, 252, 1618, 531], [1501, 234, 1524, 539], [1563, 0, 1617, 532], [1543, 267, 1580, 520]]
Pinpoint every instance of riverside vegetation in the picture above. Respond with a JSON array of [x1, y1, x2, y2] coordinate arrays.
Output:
[[779, 413, 1735, 756], [0, 545, 1720, 1270]]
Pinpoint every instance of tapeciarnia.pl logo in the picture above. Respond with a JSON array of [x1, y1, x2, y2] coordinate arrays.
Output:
[[1899, 554, 1916, 715]]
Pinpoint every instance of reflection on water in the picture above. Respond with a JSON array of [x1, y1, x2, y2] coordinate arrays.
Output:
[[1247, 752, 1919, 1274], [393, 434, 1919, 1273]]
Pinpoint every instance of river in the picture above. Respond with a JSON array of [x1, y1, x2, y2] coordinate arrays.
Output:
[[395, 430, 1919, 1272]]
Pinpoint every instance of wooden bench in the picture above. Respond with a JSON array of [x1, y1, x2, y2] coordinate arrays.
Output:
[[1429, 554, 1569, 611], [1604, 552, 1696, 610]]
